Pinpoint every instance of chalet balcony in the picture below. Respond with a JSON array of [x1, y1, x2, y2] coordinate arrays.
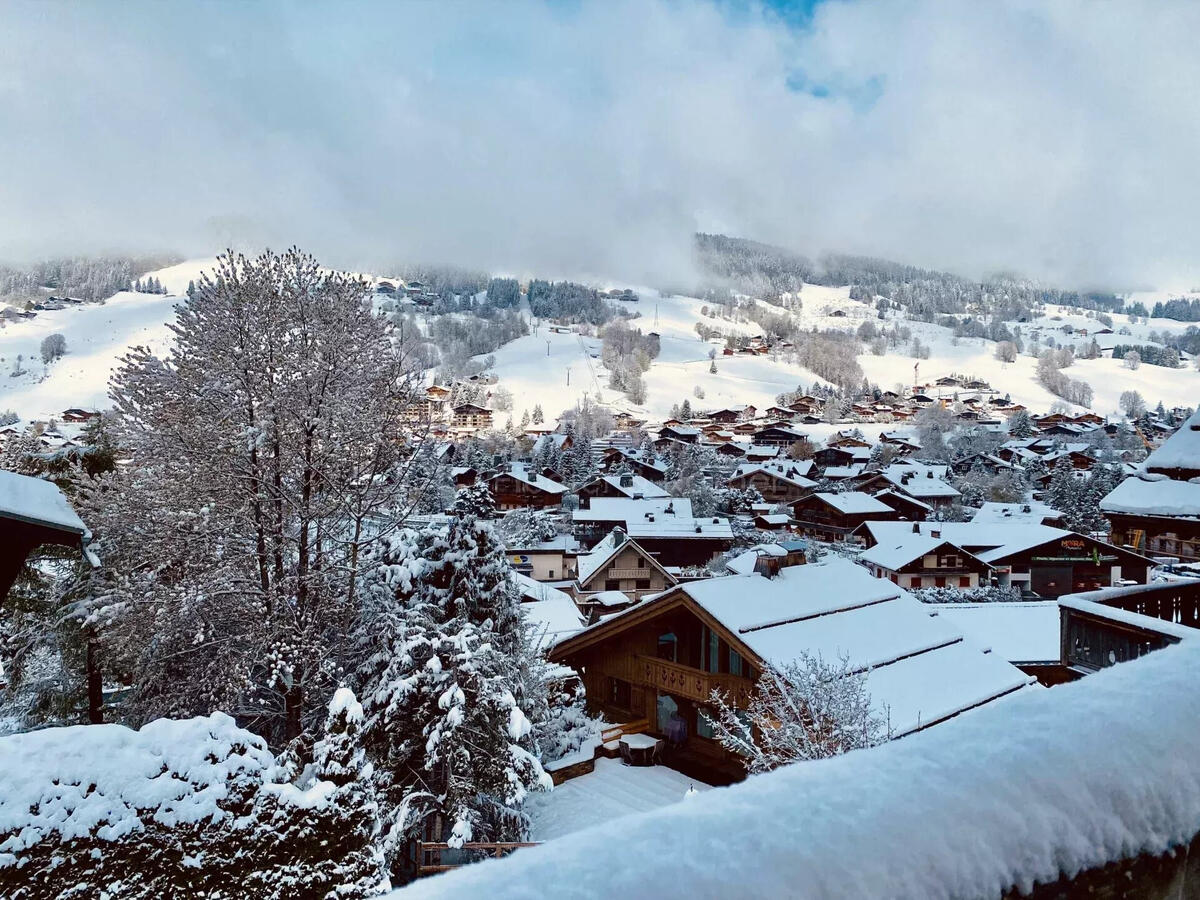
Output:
[[635, 654, 753, 706], [607, 567, 651, 579]]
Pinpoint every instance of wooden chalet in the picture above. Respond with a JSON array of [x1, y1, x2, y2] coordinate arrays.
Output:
[[658, 425, 701, 444], [751, 425, 809, 448], [577, 473, 670, 508], [789, 491, 897, 540], [857, 522, 1153, 598], [574, 529, 677, 600], [451, 403, 493, 428], [487, 464, 567, 510], [60, 408, 99, 423], [871, 488, 932, 522], [725, 462, 816, 504], [706, 405, 755, 424], [548, 558, 1036, 783], [859, 535, 992, 589]]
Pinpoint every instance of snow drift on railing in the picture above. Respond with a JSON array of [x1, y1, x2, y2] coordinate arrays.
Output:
[[395, 637, 1200, 899]]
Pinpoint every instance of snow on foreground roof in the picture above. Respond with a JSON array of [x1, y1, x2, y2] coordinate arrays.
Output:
[[1101, 473, 1200, 518], [526, 756, 710, 842], [394, 637, 1200, 900], [1144, 406, 1200, 472], [930, 603, 1062, 664], [859, 535, 983, 572], [512, 574, 583, 650], [0, 469, 87, 536], [0, 713, 276, 855]]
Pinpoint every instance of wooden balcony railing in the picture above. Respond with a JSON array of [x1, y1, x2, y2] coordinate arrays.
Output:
[[636, 655, 753, 706], [607, 567, 651, 580], [1067, 579, 1200, 629]]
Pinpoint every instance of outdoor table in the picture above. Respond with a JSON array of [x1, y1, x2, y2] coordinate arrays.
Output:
[[619, 732, 662, 766]]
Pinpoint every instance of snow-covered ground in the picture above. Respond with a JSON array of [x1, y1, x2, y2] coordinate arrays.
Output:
[[0, 258, 215, 420], [526, 757, 710, 842]]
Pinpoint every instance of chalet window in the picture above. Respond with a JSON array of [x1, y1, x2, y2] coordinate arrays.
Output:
[[638, 556, 647, 568], [935, 577, 946, 588], [609, 678, 632, 711], [657, 632, 678, 662], [697, 707, 715, 740], [959, 576, 971, 588], [729, 649, 743, 677], [605, 579, 621, 591], [549, 569, 555, 579], [636, 579, 650, 590], [703, 626, 720, 674]]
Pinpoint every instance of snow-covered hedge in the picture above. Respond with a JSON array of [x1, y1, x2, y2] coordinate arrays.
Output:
[[393, 638, 1200, 899], [913, 584, 1021, 604], [0, 710, 382, 899]]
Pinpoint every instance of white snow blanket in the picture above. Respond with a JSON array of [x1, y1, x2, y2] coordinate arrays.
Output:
[[395, 636, 1200, 899]]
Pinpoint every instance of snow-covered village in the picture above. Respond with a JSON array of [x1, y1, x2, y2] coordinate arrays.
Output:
[[5, 3, 1200, 899]]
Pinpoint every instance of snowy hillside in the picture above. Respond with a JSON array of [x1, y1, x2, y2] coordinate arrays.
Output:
[[2, 254, 1197, 425], [0, 259, 215, 419]]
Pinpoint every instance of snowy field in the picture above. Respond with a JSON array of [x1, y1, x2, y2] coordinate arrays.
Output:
[[0, 259, 215, 420], [526, 757, 710, 842]]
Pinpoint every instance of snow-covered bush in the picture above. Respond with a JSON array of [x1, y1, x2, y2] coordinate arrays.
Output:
[[0, 703, 385, 899], [912, 584, 1020, 604]]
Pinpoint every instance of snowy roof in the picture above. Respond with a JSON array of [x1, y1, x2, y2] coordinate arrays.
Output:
[[875, 464, 961, 499], [859, 537, 989, 573], [858, 521, 1104, 565], [755, 514, 791, 525], [728, 462, 816, 490], [725, 543, 789, 576], [589, 589, 632, 607], [0, 469, 87, 536], [822, 464, 865, 479], [1145, 408, 1200, 473], [593, 474, 670, 499], [674, 560, 1033, 735], [929, 602, 1061, 664], [971, 501, 1063, 525], [410, 639, 1200, 900], [808, 491, 892, 515], [514, 575, 585, 649], [573, 497, 693, 523], [1100, 474, 1200, 519], [493, 463, 567, 494]]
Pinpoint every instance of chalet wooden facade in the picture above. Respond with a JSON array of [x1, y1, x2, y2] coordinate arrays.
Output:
[[451, 403, 493, 428], [487, 465, 566, 510], [574, 531, 677, 599], [859, 537, 991, 589], [789, 492, 897, 540], [724, 463, 815, 504], [549, 587, 758, 782]]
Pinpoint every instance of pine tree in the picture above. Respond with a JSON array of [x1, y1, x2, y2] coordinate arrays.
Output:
[[532, 404, 544, 424], [452, 482, 497, 519]]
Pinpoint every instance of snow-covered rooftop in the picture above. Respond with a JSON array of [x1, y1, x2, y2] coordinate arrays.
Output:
[[970, 500, 1063, 525], [1101, 474, 1200, 519], [494, 462, 567, 494], [859, 536, 986, 573], [808, 491, 892, 515], [1144, 407, 1200, 473], [0, 469, 87, 536], [929, 602, 1061, 664]]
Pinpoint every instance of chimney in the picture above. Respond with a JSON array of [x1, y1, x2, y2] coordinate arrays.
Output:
[[619, 473, 634, 488], [931, 527, 942, 539], [612, 528, 626, 546], [912, 522, 920, 534]]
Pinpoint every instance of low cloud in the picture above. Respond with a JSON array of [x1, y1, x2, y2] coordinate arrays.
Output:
[[2, 1, 1198, 289]]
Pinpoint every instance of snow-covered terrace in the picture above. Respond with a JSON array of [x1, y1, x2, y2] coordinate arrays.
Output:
[[397, 632, 1200, 900]]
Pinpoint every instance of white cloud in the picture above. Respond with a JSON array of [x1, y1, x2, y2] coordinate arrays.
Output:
[[1, 0, 1198, 289]]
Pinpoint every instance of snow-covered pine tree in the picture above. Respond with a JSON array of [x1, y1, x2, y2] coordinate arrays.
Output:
[[354, 521, 551, 857], [452, 482, 497, 519]]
